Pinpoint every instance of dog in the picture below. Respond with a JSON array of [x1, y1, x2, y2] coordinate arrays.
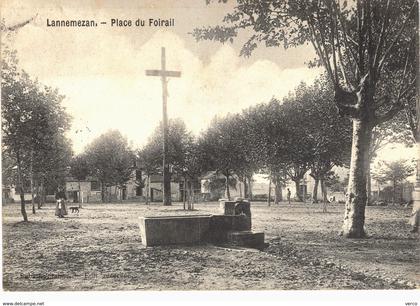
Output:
[[69, 206, 80, 214]]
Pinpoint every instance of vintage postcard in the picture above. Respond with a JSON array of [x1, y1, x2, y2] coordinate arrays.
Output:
[[1, 0, 419, 305]]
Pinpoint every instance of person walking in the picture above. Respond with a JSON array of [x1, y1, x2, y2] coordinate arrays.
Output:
[[55, 187, 68, 218]]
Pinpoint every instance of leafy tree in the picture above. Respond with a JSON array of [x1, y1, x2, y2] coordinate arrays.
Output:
[[403, 95, 418, 144], [69, 154, 90, 207], [181, 136, 205, 209], [245, 95, 316, 202], [85, 130, 134, 202], [207, 175, 238, 201], [372, 159, 414, 204], [139, 119, 194, 205], [325, 172, 344, 193], [33, 134, 73, 208], [199, 115, 248, 200], [268, 166, 289, 205], [70, 154, 90, 183], [367, 116, 414, 204], [243, 100, 291, 201], [243, 78, 351, 202], [230, 114, 262, 199], [137, 145, 159, 205], [290, 78, 352, 203], [146, 119, 192, 175], [2, 47, 72, 220], [193, 0, 417, 237]]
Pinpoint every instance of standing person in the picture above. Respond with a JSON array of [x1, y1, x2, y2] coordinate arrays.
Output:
[[55, 187, 68, 218], [287, 188, 291, 204]]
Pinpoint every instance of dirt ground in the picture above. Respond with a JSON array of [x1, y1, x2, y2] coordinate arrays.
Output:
[[2, 201, 419, 291]]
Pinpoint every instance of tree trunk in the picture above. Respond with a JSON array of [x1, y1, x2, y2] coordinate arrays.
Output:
[[321, 179, 328, 203], [163, 167, 171, 206], [294, 180, 302, 202], [274, 179, 282, 204], [183, 176, 187, 210], [187, 180, 192, 210], [342, 119, 373, 238], [225, 173, 230, 200], [30, 176, 35, 214], [247, 175, 253, 200], [145, 174, 150, 205], [366, 161, 372, 206], [36, 183, 41, 209], [190, 181, 194, 210], [101, 182, 105, 203], [30, 152, 35, 214], [312, 178, 319, 203], [78, 181, 83, 208], [16, 151, 28, 222], [321, 179, 328, 213], [393, 179, 396, 204], [267, 178, 272, 206], [40, 180, 45, 208], [244, 178, 248, 199]]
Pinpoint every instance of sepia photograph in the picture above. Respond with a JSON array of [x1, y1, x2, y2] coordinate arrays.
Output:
[[1, 0, 419, 305]]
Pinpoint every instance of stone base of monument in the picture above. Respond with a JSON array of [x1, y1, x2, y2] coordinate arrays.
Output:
[[138, 200, 267, 249], [219, 200, 236, 215], [227, 231, 265, 249], [139, 215, 211, 246], [208, 215, 251, 243]]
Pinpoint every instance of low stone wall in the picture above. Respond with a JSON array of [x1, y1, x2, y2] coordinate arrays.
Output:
[[139, 215, 211, 246], [208, 215, 251, 243], [138, 200, 264, 248]]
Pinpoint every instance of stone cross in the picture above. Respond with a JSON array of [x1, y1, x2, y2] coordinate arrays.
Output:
[[146, 47, 181, 206]]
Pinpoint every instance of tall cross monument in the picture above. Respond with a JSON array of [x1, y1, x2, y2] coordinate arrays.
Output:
[[146, 47, 181, 206]]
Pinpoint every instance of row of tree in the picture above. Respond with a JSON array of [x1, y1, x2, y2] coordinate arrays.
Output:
[[136, 76, 353, 207], [192, 0, 418, 237]]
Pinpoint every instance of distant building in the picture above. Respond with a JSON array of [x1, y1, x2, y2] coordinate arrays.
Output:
[[200, 171, 248, 201], [65, 170, 144, 203], [146, 174, 184, 202]]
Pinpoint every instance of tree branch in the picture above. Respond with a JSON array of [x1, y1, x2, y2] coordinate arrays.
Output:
[[3, 15, 37, 32], [404, 106, 418, 142], [328, 2, 339, 83], [357, 0, 366, 76], [307, 17, 335, 84], [377, 0, 416, 73], [373, 100, 404, 125], [333, 0, 359, 74], [372, 0, 391, 71]]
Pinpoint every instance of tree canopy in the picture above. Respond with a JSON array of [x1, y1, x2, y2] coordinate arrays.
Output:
[[85, 130, 135, 202], [193, 0, 418, 238], [1, 46, 72, 220]]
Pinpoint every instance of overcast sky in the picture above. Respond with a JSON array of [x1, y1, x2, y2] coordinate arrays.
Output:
[[2, 0, 415, 166], [2, 0, 321, 152]]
